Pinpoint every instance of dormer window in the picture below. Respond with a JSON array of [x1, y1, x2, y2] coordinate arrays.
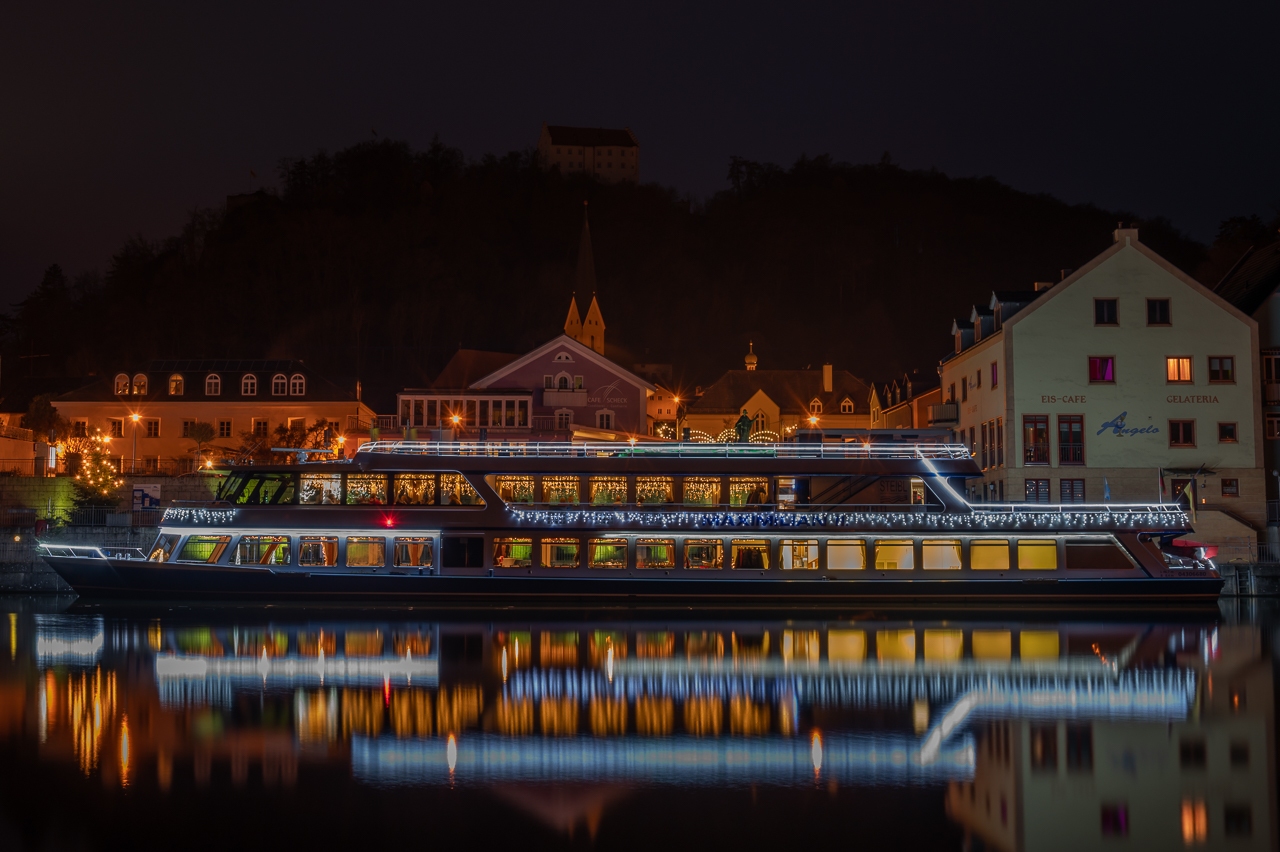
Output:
[[289, 374, 305, 395], [272, 374, 287, 395], [114, 374, 129, 395], [955, 333, 962, 354], [840, 398, 854, 414], [133, 374, 147, 395], [242, 375, 257, 396], [974, 322, 982, 343], [168, 374, 184, 396], [205, 374, 221, 396], [809, 399, 823, 415]]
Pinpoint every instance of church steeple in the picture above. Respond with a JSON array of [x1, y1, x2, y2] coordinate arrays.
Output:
[[575, 200, 597, 294], [564, 294, 582, 340], [566, 200, 605, 354]]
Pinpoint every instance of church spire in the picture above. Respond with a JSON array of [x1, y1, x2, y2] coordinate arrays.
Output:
[[575, 200, 597, 295], [566, 200, 605, 354], [564, 293, 582, 340]]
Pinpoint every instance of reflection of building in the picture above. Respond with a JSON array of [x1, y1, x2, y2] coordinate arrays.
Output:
[[937, 229, 1263, 546], [537, 123, 639, 183]]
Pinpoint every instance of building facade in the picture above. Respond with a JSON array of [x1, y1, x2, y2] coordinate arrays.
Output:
[[936, 228, 1263, 544], [53, 360, 375, 471], [537, 124, 639, 183], [869, 372, 942, 430]]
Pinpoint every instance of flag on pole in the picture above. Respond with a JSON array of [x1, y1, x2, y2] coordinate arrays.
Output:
[[1103, 477, 1111, 501]]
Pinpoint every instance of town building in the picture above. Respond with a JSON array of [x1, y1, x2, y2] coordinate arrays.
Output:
[[683, 347, 873, 441], [869, 371, 942, 429], [53, 360, 375, 472], [537, 124, 639, 183], [935, 228, 1263, 546]]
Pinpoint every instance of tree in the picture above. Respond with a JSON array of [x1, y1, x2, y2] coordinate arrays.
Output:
[[186, 421, 217, 469], [69, 429, 122, 510], [20, 394, 66, 442], [236, 419, 336, 463]]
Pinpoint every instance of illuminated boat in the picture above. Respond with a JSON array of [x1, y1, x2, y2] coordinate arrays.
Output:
[[37, 440, 1221, 601]]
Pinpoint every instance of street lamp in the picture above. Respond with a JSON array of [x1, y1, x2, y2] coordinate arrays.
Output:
[[130, 413, 141, 472]]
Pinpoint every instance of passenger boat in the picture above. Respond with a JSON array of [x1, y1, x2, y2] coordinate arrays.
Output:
[[38, 441, 1221, 601]]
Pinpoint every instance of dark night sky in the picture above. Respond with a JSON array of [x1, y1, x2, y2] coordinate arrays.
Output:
[[3, 1, 1278, 304]]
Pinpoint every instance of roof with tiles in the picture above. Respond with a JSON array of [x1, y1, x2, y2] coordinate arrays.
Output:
[[688, 369, 873, 416]]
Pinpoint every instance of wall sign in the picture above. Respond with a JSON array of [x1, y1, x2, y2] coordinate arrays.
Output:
[[1166, 395, 1219, 404], [588, 381, 629, 406], [1097, 412, 1159, 437]]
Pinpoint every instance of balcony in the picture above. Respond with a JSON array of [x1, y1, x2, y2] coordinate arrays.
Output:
[[543, 389, 589, 407], [1024, 442, 1049, 465], [1059, 442, 1084, 465], [927, 403, 958, 426]]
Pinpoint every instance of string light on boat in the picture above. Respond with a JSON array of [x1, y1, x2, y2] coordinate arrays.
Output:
[[161, 507, 238, 525]]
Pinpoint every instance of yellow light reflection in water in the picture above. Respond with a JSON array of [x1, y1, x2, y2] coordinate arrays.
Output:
[[972, 630, 1012, 662], [828, 630, 866, 665], [495, 697, 534, 735], [924, 630, 963, 664], [635, 697, 673, 736], [729, 697, 771, 736], [437, 686, 482, 733], [147, 620, 163, 651], [540, 697, 579, 736], [877, 630, 916, 664], [913, 699, 930, 734], [119, 714, 130, 787], [684, 697, 722, 737], [391, 690, 432, 738], [1021, 631, 1060, 660], [589, 698, 627, 737], [783, 630, 819, 666], [811, 730, 823, 775], [8, 613, 15, 660]]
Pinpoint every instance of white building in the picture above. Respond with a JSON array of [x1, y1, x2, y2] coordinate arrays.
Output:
[[536, 124, 639, 183], [934, 228, 1263, 545]]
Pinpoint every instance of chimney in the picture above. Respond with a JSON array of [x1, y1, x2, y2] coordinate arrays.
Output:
[[1033, 281, 1055, 292], [1113, 227, 1139, 244], [822, 363, 833, 393]]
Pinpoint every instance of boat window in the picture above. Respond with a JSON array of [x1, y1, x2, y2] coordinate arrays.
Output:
[[177, 535, 231, 563], [589, 538, 627, 569], [922, 540, 962, 570], [494, 537, 533, 568], [346, 474, 388, 505], [234, 535, 290, 565], [393, 474, 436, 505], [299, 536, 338, 566], [828, 630, 866, 663], [780, 540, 818, 569], [1018, 540, 1058, 570], [731, 539, 769, 570], [541, 538, 580, 568], [148, 533, 180, 562], [300, 474, 342, 505], [877, 630, 916, 663], [729, 477, 769, 507], [496, 476, 534, 504], [684, 477, 720, 506], [590, 476, 627, 505], [971, 540, 1010, 570], [346, 537, 385, 568], [636, 476, 674, 504], [1065, 540, 1134, 570], [827, 539, 866, 569], [685, 539, 723, 570], [874, 540, 914, 570], [394, 537, 434, 568], [636, 539, 675, 569], [924, 630, 963, 663], [217, 473, 246, 501], [235, 473, 296, 505], [440, 474, 483, 506], [972, 630, 1012, 661], [543, 475, 579, 505]]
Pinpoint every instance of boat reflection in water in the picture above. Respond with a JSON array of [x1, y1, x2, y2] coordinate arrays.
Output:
[[2, 601, 1275, 849]]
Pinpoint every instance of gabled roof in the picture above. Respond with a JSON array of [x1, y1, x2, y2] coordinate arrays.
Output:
[[1213, 238, 1280, 317], [431, 350, 521, 389], [688, 369, 873, 415], [470, 334, 656, 393], [544, 125, 638, 148], [56, 360, 358, 404]]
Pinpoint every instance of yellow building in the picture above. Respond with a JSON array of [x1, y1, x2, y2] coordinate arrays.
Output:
[[537, 124, 639, 183]]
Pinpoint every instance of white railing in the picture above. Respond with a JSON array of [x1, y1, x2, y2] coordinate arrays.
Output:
[[971, 502, 1186, 515], [356, 441, 975, 460]]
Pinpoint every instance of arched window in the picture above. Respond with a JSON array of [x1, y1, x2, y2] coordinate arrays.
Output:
[[114, 374, 129, 395], [753, 411, 767, 432], [840, 398, 854, 414], [205, 374, 221, 396], [809, 398, 822, 415], [133, 374, 148, 395], [271, 374, 287, 395], [168, 374, 184, 396], [289, 374, 305, 395], [558, 376, 569, 389], [242, 374, 257, 396]]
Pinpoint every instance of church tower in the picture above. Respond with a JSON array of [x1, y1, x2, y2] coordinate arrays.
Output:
[[564, 201, 606, 355]]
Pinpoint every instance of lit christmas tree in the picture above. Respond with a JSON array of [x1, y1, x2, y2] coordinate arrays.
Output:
[[70, 431, 123, 509]]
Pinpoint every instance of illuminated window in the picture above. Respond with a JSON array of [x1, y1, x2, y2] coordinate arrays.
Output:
[[205, 374, 221, 395], [729, 476, 768, 506], [113, 373, 129, 395], [827, 539, 866, 569], [394, 537, 434, 568], [1088, 356, 1114, 382], [290, 373, 305, 395], [683, 476, 720, 506], [393, 474, 436, 505], [242, 374, 257, 395], [636, 539, 674, 569], [874, 540, 914, 570], [922, 540, 962, 570], [590, 476, 626, 505], [636, 476, 673, 504], [168, 374, 184, 395], [299, 536, 338, 566], [132, 373, 147, 395], [496, 475, 534, 504], [589, 539, 627, 569], [440, 474, 483, 505], [684, 539, 722, 570], [1222, 478, 1240, 497], [300, 473, 342, 504], [272, 373, 287, 395], [233, 536, 290, 565], [345, 474, 387, 505], [967, 539, 1008, 568], [1166, 356, 1192, 382], [840, 398, 854, 414], [1018, 540, 1057, 570], [177, 535, 231, 563], [541, 538, 580, 568], [809, 398, 822, 415], [494, 537, 533, 568], [730, 539, 769, 570], [780, 540, 818, 569], [543, 475, 579, 504]]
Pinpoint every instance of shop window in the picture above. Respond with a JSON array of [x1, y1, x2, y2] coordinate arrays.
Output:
[[922, 540, 961, 570], [1222, 478, 1240, 497], [828, 539, 865, 569], [441, 474, 483, 505], [636, 476, 673, 504], [1169, 420, 1196, 447], [541, 538, 580, 568], [300, 473, 342, 504], [684, 476, 720, 506], [636, 539, 674, 569], [1166, 356, 1192, 382], [299, 536, 338, 566], [731, 539, 769, 570], [1094, 298, 1117, 325], [394, 538, 434, 569], [494, 537, 533, 568], [496, 476, 534, 504], [828, 630, 866, 663], [1088, 356, 1115, 383], [543, 475, 579, 504], [729, 477, 768, 506], [685, 539, 723, 570], [590, 476, 626, 505], [177, 535, 231, 563], [971, 540, 1009, 570], [874, 540, 914, 570], [1218, 422, 1237, 442], [1018, 540, 1057, 570], [234, 536, 290, 565], [780, 540, 817, 569], [345, 474, 387, 505], [589, 539, 627, 569]]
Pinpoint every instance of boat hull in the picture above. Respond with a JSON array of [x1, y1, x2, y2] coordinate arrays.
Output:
[[42, 555, 1224, 603]]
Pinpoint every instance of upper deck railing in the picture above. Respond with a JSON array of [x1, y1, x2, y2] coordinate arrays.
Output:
[[357, 441, 974, 461]]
